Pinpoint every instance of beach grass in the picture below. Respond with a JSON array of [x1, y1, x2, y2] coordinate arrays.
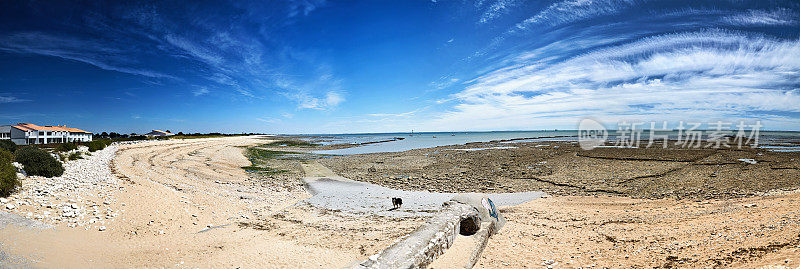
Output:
[[241, 147, 307, 174], [240, 165, 287, 174]]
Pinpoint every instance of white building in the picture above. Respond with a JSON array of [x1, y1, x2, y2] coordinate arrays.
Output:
[[144, 130, 175, 137], [0, 123, 93, 145]]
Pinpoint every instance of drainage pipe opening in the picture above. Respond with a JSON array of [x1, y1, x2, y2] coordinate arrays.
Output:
[[459, 215, 480, 236]]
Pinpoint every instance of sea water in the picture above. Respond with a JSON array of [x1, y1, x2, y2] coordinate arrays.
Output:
[[299, 131, 575, 155], [290, 130, 800, 155]]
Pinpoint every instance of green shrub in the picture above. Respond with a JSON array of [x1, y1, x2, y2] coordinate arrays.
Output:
[[86, 140, 106, 152], [14, 146, 64, 178], [0, 149, 12, 164], [0, 149, 19, 197], [0, 150, 12, 162], [68, 151, 82, 160], [0, 140, 16, 153], [56, 143, 78, 152], [86, 139, 112, 152]]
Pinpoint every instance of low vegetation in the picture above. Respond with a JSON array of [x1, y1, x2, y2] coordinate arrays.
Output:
[[240, 165, 286, 174], [14, 146, 64, 178], [87, 139, 112, 152], [245, 148, 302, 159], [68, 151, 83, 160], [240, 148, 303, 174], [0, 140, 16, 153], [56, 142, 79, 152], [262, 139, 320, 147], [0, 149, 18, 197]]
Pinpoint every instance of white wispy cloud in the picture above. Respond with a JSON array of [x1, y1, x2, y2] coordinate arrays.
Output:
[[0, 95, 30, 103], [2, 3, 346, 107], [511, 0, 641, 32], [256, 117, 282, 124], [721, 9, 797, 26], [192, 87, 210, 96], [479, 0, 520, 24], [434, 30, 800, 131], [283, 90, 345, 110], [368, 110, 418, 117], [274, 62, 347, 110], [429, 76, 461, 90], [164, 34, 225, 67], [325, 91, 344, 107], [236, 89, 256, 98], [287, 0, 327, 17], [0, 32, 174, 79]]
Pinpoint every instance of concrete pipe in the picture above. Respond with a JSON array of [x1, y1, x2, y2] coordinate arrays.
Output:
[[352, 194, 504, 269]]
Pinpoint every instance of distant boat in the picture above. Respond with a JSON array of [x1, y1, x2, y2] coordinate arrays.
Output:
[[451, 134, 455, 136], [432, 136, 437, 138]]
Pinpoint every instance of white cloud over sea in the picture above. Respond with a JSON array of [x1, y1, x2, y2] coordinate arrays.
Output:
[[430, 30, 800, 130]]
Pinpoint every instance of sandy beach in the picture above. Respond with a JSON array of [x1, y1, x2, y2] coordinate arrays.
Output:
[[1, 136, 799, 268], [0, 137, 422, 267]]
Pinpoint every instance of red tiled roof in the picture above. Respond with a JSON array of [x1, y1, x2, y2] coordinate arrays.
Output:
[[11, 125, 33, 131], [14, 123, 91, 133], [147, 130, 174, 135]]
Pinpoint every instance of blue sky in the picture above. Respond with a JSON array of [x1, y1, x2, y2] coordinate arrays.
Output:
[[1, 0, 799, 134]]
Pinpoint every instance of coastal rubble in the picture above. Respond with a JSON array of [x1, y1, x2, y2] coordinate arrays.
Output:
[[0, 145, 121, 230]]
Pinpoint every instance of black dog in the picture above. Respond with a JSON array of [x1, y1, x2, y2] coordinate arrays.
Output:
[[391, 197, 403, 210]]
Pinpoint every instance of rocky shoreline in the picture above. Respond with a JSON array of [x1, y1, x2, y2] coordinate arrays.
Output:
[[317, 139, 800, 200]]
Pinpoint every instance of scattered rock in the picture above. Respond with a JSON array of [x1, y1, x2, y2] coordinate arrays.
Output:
[[3, 146, 120, 226], [738, 158, 757, 164]]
